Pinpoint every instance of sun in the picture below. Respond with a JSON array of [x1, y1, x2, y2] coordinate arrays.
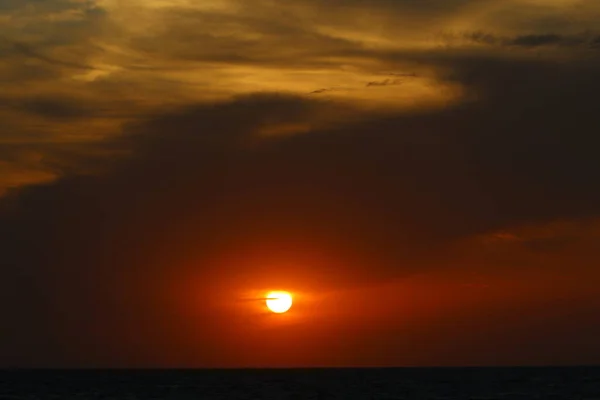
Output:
[[265, 291, 293, 313]]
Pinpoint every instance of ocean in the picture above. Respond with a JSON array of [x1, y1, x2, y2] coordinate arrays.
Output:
[[1, 367, 599, 399]]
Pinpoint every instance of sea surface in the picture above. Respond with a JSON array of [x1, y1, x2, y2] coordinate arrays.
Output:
[[1, 367, 599, 399]]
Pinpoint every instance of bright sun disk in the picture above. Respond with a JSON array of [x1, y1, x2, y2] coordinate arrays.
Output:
[[265, 291, 293, 313]]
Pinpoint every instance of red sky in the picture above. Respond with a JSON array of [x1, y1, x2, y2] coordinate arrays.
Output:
[[1, 0, 600, 367]]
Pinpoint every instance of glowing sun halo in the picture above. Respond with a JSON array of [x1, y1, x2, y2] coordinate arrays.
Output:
[[266, 291, 293, 313]]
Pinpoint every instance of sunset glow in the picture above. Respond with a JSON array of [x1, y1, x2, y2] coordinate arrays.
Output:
[[1, 0, 600, 369]]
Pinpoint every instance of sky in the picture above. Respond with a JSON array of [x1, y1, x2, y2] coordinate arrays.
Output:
[[1, 0, 600, 368]]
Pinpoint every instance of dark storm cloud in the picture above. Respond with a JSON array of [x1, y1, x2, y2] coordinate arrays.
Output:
[[3, 55, 600, 247], [2, 42, 600, 365]]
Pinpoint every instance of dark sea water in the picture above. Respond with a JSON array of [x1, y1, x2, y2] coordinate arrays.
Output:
[[1, 367, 599, 399]]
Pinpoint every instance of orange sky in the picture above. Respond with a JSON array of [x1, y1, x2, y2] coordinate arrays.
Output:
[[1, 0, 600, 367]]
